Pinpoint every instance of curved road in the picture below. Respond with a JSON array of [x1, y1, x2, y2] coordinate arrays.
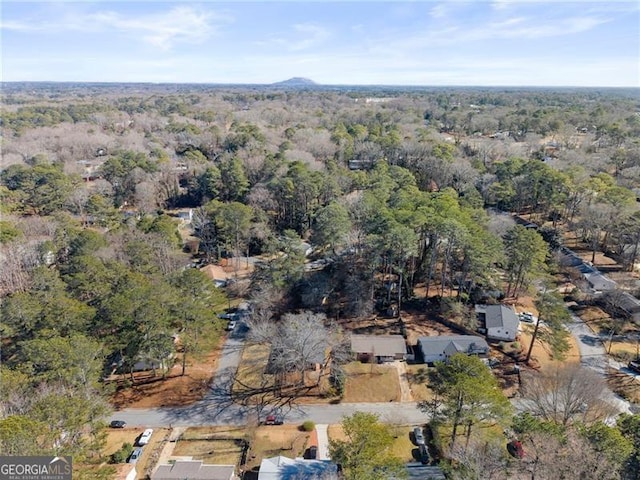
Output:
[[567, 312, 633, 415]]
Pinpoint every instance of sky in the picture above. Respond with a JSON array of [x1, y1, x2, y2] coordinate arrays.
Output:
[[2, 1, 639, 87]]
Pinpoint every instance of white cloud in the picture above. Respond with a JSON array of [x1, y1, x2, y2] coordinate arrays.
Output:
[[89, 6, 223, 49], [289, 23, 330, 51], [1, 5, 230, 49], [430, 3, 450, 19]]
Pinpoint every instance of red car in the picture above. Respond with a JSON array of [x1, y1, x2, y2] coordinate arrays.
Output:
[[507, 440, 525, 459], [264, 414, 284, 425]]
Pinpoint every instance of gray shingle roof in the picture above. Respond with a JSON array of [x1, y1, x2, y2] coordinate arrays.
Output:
[[482, 305, 519, 331], [417, 335, 489, 357]]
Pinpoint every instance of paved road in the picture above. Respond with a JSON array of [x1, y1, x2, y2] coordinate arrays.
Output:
[[567, 312, 633, 415], [110, 303, 638, 428], [110, 400, 430, 428]]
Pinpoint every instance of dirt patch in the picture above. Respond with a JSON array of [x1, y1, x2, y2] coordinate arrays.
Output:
[[109, 342, 223, 410]]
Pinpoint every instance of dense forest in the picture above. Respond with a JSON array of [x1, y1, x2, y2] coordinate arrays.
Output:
[[1, 83, 639, 478]]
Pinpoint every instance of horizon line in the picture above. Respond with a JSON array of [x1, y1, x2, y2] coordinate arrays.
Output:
[[2, 80, 639, 89]]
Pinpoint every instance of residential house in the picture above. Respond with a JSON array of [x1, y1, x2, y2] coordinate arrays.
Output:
[[602, 290, 640, 324], [258, 455, 338, 480], [584, 272, 617, 293], [475, 304, 520, 341], [402, 464, 446, 480], [200, 264, 231, 288], [151, 460, 237, 480], [176, 209, 194, 223], [350, 334, 407, 363], [417, 335, 489, 364]]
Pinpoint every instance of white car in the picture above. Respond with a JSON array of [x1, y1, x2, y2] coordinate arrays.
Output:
[[519, 312, 535, 323], [138, 428, 153, 446]]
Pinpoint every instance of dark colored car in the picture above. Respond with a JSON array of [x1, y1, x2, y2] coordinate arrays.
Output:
[[418, 445, 430, 464], [110, 420, 127, 428], [628, 360, 640, 374], [264, 414, 284, 425], [306, 446, 318, 459]]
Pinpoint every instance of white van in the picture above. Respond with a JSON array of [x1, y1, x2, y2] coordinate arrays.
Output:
[[138, 429, 153, 446]]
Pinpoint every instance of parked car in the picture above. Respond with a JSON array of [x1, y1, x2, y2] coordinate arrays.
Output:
[[519, 312, 534, 323], [628, 360, 640, 374], [418, 444, 430, 464], [128, 447, 143, 464], [226, 320, 237, 331], [306, 446, 318, 459], [264, 414, 284, 425], [507, 440, 525, 459], [110, 420, 126, 428], [137, 429, 153, 446], [413, 426, 425, 445]]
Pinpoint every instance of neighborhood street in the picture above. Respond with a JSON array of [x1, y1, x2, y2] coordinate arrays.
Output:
[[567, 312, 634, 415], [109, 302, 639, 429], [110, 315, 431, 428], [109, 400, 430, 428]]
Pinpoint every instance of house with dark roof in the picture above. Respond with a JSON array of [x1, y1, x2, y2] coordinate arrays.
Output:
[[475, 304, 520, 341], [258, 455, 338, 480], [351, 334, 407, 363], [151, 460, 236, 480], [417, 335, 489, 364]]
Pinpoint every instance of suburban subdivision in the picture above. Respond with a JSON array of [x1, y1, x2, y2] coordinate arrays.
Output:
[[1, 82, 640, 480]]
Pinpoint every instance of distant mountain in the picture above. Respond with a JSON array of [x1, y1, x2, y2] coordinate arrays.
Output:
[[272, 77, 318, 87]]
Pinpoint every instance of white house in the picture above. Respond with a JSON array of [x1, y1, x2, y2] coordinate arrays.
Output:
[[475, 304, 520, 341]]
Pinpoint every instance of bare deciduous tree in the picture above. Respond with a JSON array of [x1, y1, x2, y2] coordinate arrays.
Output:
[[0, 242, 41, 296], [520, 364, 618, 426]]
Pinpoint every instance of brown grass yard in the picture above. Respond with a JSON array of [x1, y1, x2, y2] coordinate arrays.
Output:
[[173, 437, 245, 465], [232, 343, 335, 404], [327, 424, 418, 463], [245, 426, 313, 471], [404, 364, 434, 402], [341, 362, 401, 403], [233, 343, 272, 392]]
